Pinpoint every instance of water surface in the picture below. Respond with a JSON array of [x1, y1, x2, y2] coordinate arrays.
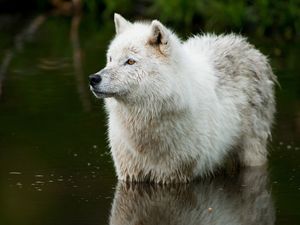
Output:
[[0, 14, 300, 225]]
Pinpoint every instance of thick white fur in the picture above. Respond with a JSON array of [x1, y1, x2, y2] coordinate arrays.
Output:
[[91, 14, 276, 183]]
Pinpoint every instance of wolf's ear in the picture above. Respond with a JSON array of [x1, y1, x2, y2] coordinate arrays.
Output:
[[114, 13, 132, 35], [148, 20, 169, 46]]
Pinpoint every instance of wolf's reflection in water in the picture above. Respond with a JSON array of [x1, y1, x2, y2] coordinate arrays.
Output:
[[110, 168, 275, 225]]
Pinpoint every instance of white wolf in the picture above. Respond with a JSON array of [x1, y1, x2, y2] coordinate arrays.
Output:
[[89, 13, 276, 183]]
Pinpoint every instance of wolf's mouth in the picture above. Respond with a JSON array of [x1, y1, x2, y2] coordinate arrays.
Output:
[[90, 87, 116, 98]]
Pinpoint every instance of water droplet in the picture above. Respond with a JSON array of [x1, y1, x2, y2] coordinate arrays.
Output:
[[93, 145, 98, 149]]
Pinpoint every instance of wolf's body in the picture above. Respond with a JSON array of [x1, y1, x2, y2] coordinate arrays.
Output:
[[89, 14, 276, 183]]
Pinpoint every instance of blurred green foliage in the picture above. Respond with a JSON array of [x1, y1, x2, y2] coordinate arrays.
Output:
[[29, 0, 300, 39], [151, 0, 299, 35], [76, 0, 300, 39]]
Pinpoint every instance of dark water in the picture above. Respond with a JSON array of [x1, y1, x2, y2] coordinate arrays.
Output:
[[0, 14, 300, 225]]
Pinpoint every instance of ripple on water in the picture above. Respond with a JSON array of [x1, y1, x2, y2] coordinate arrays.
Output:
[[9, 171, 22, 175]]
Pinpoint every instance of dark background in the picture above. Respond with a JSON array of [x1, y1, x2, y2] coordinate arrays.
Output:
[[0, 0, 300, 224]]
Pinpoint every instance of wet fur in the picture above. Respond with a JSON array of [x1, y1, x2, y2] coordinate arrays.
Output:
[[92, 14, 276, 183]]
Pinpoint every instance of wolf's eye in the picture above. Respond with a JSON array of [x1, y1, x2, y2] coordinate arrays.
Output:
[[126, 59, 136, 65]]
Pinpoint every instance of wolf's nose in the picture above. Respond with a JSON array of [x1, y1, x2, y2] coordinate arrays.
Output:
[[89, 74, 102, 86]]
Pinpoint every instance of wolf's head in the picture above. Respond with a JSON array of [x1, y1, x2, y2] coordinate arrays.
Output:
[[89, 14, 184, 104]]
